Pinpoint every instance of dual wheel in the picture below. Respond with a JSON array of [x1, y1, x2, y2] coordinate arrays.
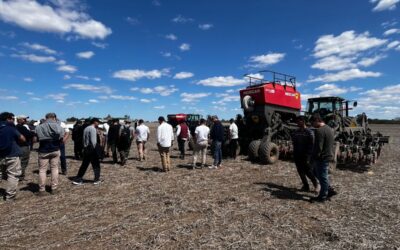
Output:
[[248, 140, 279, 164]]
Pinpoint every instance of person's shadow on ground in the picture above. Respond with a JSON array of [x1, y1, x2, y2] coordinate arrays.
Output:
[[255, 182, 312, 201]]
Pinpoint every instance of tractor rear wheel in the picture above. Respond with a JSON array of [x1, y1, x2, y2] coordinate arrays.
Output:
[[343, 117, 353, 127], [248, 140, 261, 161], [259, 142, 280, 164]]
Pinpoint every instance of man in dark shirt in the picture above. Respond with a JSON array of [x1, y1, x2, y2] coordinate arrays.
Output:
[[107, 119, 120, 164], [291, 116, 319, 192], [210, 116, 224, 169], [310, 113, 334, 202], [72, 120, 83, 160], [16, 115, 33, 180], [0, 112, 25, 201]]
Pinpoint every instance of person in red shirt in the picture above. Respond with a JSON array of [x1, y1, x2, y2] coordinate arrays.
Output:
[[176, 121, 190, 159]]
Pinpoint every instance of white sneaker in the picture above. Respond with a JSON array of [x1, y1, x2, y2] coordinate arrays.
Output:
[[208, 165, 217, 169]]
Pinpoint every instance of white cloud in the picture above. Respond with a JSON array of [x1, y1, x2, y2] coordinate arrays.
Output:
[[349, 86, 363, 92], [56, 60, 66, 65], [11, 53, 56, 63], [63, 83, 113, 94], [63, 74, 71, 80], [383, 28, 400, 36], [154, 105, 165, 109], [181, 92, 210, 102], [0, 96, 18, 100], [126, 16, 140, 26], [313, 31, 387, 58], [387, 40, 400, 49], [152, 0, 161, 7], [23, 77, 33, 82], [212, 94, 240, 105], [173, 72, 194, 79], [171, 15, 194, 23], [21, 42, 57, 54], [371, 0, 400, 11], [140, 98, 156, 103], [179, 43, 190, 51], [357, 55, 386, 67], [315, 84, 348, 96], [165, 33, 177, 40], [91, 42, 107, 49], [0, 0, 112, 39], [197, 76, 246, 87], [248, 52, 285, 68], [31, 97, 42, 101], [46, 93, 67, 102], [26, 92, 34, 95], [357, 84, 400, 118], [109, 95, 136, 100], [88, 99, 99, 103], [113, 68, 169, 82], [161, 52, 172, 57], [57, 65, 77, 73], [308, 68, 381, 83], [137, 85, 178, 96], [311, 55, 356, 71], [76, 51, 94, 59], [199, 23, 213, 30]]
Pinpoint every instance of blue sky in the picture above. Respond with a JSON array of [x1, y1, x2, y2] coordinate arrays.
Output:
[[0, 0, 400, 120]]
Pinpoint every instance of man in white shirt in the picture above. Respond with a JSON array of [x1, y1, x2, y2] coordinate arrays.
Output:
[[192, 118, 210, 168], [135, 119, 150, 161], [229, 118, 239, 159], [157, 116, 174, 172]]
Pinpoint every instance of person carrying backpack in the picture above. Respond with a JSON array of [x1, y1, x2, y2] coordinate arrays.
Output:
[[0, 112, 25, 202], [118, 119, 134, 166]]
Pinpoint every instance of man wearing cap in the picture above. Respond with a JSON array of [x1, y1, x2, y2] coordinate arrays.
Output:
[[157, 116, 174, 172], [16, 115, 34, 180], [72, 118, 103, 185], [210, 116, 224, 169], [0, 112, 25, 201], [118, 119, 135, 166], [35, 112, 64, 195], [291, 115, 319, 192]]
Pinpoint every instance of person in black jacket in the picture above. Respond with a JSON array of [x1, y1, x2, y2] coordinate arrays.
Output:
[[291, 116, 319, 192], [210, 116, 224, 169], [107, 119, 120, 165], [72, 120, 83, 160], [15, 115, 34, 180]]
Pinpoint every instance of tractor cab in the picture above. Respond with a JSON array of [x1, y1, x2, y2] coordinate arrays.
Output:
[[306, 96, 357, 119]]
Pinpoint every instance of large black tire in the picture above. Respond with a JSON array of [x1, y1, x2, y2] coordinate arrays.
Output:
[[259, 142, 280, 164], [248, 140, 261, 161]]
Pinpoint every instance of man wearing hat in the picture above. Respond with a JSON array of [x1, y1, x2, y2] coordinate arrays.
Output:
[[118, 119, 135, 166], [72, 118, 103, 185], [16, 115, 34, 180], [35, 112, 65, 195]]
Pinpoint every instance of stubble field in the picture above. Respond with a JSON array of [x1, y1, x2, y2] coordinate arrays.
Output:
[[0, 124, 399, 249]]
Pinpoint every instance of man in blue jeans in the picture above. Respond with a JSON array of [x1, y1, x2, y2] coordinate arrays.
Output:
[[210, 116, 224, 169], [310, 113, 336, 203]]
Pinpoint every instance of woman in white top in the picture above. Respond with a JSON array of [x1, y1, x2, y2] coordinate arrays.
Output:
[[192, 118, 210, 168]]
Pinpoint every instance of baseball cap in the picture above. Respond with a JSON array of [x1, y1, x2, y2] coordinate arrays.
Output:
[[17, 115, 29, 119]]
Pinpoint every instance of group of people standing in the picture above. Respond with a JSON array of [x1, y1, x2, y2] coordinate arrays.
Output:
[[1, 110, 335, 203]]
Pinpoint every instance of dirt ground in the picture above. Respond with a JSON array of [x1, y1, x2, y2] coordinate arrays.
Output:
[[0, 124, 399, 249]]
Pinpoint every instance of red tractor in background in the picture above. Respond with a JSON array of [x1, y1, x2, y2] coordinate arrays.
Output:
[[240, 70, 300, 164], [167, 113, 203, 149]]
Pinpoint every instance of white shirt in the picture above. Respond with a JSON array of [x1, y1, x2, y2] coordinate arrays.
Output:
[[60, 122, 70, 133], [229, 123, 239, 139], [103, 123, 110, 135], [176, 124, 191, 140], [157, 122, 174, 147], [195, 124, 210, 144], [135, 124, 150, 142]]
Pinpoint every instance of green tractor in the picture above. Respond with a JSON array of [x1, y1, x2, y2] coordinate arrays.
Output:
[[306, 96, 389, 170]]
